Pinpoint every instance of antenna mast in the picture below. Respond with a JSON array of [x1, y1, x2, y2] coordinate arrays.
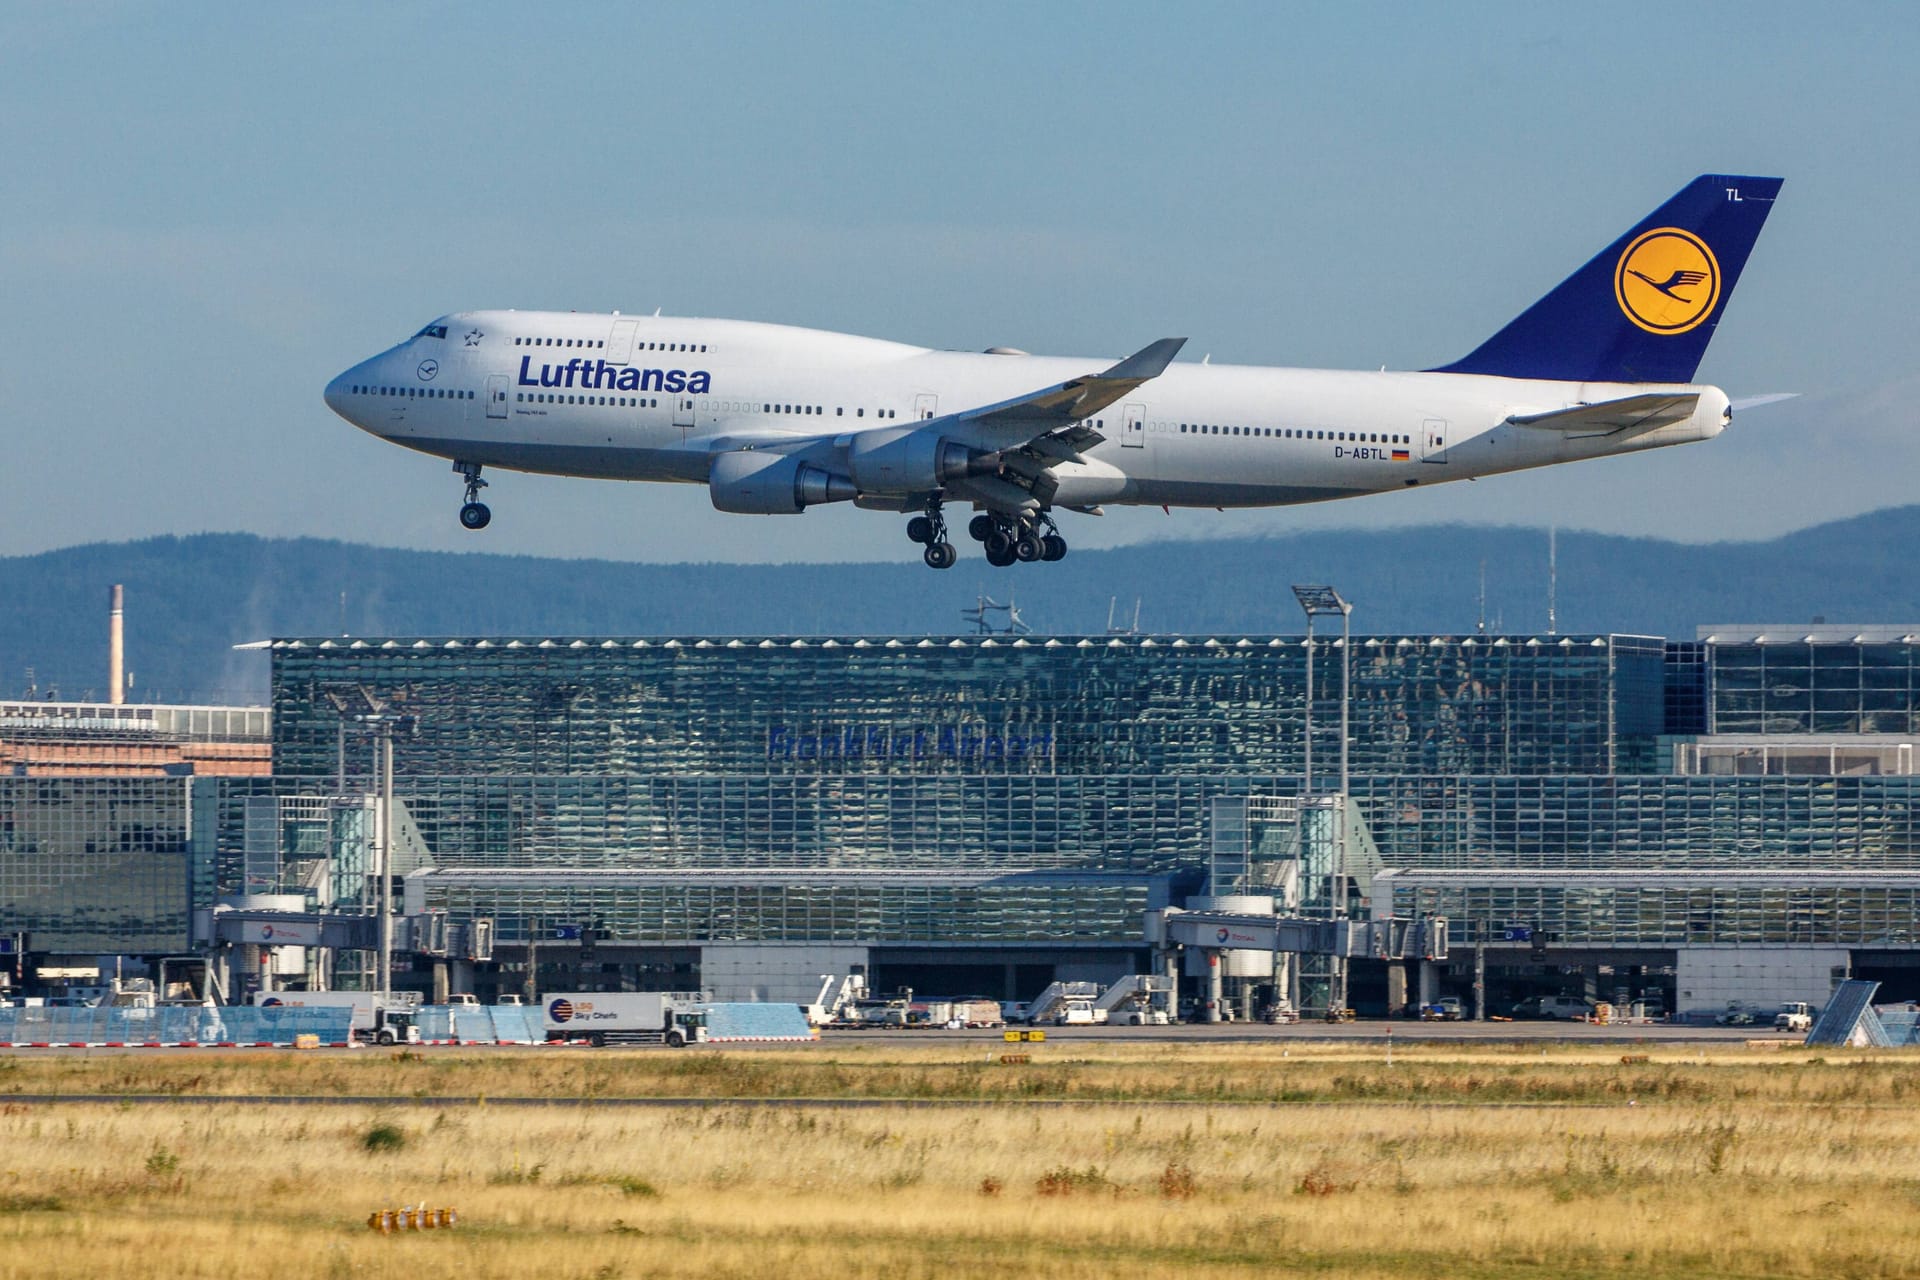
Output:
[[1547, 527, 1558, 636]]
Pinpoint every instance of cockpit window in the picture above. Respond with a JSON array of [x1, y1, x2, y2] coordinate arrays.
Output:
[[414, 324, 448, 340]]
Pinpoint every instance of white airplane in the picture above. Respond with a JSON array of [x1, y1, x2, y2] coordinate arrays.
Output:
[[326, 174, 1781, 569]]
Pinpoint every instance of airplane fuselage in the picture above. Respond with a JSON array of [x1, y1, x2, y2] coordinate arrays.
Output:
[[326, 309, 1729, 512]]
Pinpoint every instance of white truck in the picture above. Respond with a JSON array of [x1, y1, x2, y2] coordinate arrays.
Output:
[[252, 990, 423, 1044], [1774, 1002, 1814, 1033], [541, 991, 709, 1047]]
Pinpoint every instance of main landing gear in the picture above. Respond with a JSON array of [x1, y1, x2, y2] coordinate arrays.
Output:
[[969, 511, 1066, 568], [907, 498, 957, 569], [455, 461, 491, 530]]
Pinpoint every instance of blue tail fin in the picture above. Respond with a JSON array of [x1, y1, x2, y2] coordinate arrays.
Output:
[[1430, 174, 1782, 383]]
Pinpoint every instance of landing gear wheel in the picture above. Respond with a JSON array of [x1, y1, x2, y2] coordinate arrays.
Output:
[[1014, 532, 1043, 563], [455, 461, 491, 530], [968, 514, 995, 542], [1041, 534, 1067, 561], [911, 498, 950, 564], [984, 535, 1016, 568]]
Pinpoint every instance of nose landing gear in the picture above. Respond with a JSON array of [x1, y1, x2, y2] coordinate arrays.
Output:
[[455, 461, 491, 530]]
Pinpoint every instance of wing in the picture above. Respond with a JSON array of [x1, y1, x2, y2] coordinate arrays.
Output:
[[702, 338, 1186, 514], [958, 338, 1185, 442], [1505, 393, 1700, 437]]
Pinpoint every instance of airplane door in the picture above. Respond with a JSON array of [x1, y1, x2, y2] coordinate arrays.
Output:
[[1122, 402, 1146, 448], [672, 396, 696, 431], [1421, 418, 1449, 464], [486, 374, 509, 420], [606, 319, 637, 366], [915, 394, 938, 421]]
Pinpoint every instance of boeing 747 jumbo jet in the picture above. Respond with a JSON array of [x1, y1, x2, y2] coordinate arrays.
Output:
[[325, 175, 1781, 568]]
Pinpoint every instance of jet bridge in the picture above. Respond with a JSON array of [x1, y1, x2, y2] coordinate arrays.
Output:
[[1151, 907, 1447, 1023], [1158, 910, 1447, 961]]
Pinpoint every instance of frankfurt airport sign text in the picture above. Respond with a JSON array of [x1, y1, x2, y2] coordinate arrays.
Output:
[[768, 724, 1056, 763]]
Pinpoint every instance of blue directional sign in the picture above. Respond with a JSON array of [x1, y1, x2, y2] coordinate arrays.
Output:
[[1503, 925, 1532, 942], [550, 924, 582, 940]]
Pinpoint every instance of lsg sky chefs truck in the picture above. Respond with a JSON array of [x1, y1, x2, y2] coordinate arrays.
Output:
[[543, 992, 709, 1046]]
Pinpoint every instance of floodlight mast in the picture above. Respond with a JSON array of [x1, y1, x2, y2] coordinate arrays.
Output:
[[337, 691, 415, 1005], [1292, 585, 1353, 1016]]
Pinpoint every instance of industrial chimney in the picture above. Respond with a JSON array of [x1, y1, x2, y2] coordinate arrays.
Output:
[[109, 584, 125, 706]]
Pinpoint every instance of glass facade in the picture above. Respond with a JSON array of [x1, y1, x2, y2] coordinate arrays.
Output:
[[269, 634, 1665, 780], [0, 778, 192, 953], [227, 632, 1920, 952], [1387, 880, 1920, 948], [19, 630, 1920, 958], [1708, 636, 1920, 735], [419, 873, 1153, 946]]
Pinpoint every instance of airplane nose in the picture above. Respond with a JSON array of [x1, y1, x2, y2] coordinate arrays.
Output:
[[324, 371, 349, 417]]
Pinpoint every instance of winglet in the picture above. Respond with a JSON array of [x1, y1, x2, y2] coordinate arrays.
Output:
[[1103, 337, 1186, 381]]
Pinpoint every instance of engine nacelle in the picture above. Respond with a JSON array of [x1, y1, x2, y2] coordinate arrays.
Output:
[[709, 451, 856, 514], [845, 428, 995, 494]]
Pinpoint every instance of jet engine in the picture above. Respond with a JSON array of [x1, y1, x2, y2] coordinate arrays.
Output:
[[709, 451, 856, 514], [845, 428, 998, 493]]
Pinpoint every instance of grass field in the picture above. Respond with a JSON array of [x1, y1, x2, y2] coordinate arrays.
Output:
[[2, 1042, 1918, 1279]]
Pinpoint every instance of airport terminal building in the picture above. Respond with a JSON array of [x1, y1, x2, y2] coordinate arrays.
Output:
[[7, 624, 1920, 1013]]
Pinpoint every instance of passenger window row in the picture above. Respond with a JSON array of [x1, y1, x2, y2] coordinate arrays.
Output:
[[513, 336, 709, 353], [754, 404, 899, 419], [517, 394, 659, 407], [1178, 424, 1410, 445], [352, 386, 475, 400]]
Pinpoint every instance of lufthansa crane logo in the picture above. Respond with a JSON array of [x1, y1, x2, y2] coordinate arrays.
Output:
[[1614, 227, 1720, 335], [417, 359, 439, 381]]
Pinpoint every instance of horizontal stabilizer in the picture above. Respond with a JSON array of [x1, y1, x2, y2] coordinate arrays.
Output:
[[1506, 393, 1699, 434]]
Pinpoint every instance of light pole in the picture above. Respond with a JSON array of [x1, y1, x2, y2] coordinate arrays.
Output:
[[327, 686, 415, 1002], [1292, 585, 1354, 1015]]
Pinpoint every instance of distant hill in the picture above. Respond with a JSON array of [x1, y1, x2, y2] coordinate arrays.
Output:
[[5, 507, 1920, 704]]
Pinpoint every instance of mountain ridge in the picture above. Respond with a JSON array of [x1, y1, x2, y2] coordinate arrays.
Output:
[[2, 507, 1916, 704]]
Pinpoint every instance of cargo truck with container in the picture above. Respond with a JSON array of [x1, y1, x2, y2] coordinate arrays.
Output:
[[542, 992, 709, 1046], [252, 990, 423, 1044]]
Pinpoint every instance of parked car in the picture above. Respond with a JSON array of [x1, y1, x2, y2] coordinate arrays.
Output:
[[1420, 997, 1466, 1021]]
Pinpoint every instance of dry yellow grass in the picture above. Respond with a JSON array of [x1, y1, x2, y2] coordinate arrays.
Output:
[[2, 1044, 1918, 1278]]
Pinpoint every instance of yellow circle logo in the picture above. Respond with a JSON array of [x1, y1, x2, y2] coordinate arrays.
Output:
[[1615, 227, 1720, 334]]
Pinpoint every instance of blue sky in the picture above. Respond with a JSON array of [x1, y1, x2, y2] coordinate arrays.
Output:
[[2, 3, 1916, 562]]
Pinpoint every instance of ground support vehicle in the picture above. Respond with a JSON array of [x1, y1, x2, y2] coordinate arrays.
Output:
[[358, 1007, 421, 1046], [1511, 996, 1597, 1020], [1774, 1002, 1814, 1033], [542, 991, 709, 1046], [254, 990, 422, 1038]]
